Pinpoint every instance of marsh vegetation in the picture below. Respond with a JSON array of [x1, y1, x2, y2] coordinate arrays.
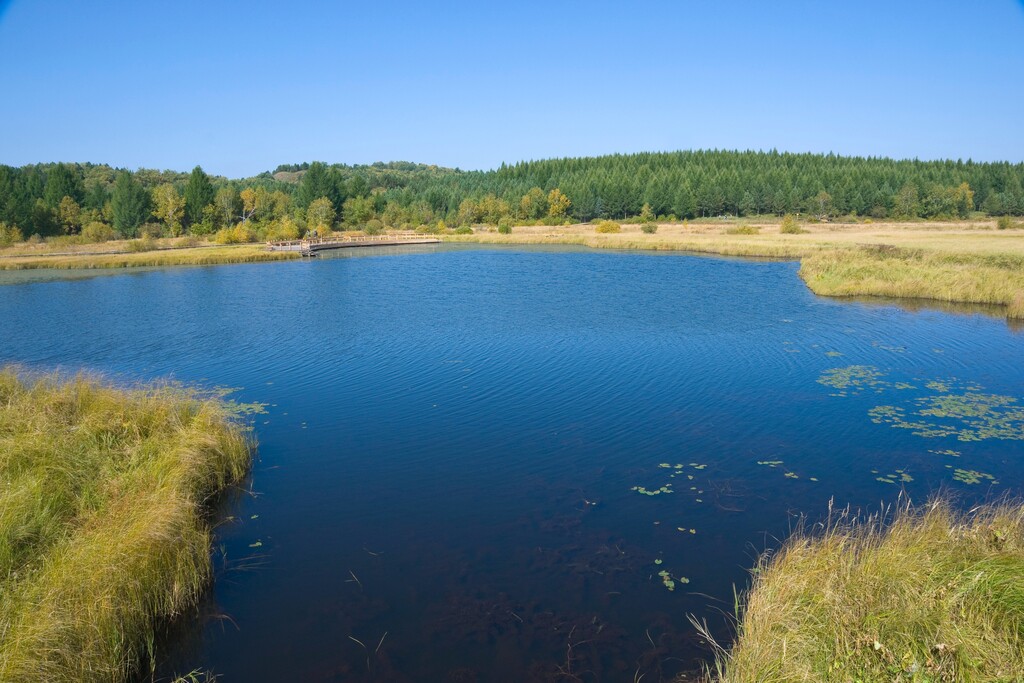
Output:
[[0, 368, 252, 683]]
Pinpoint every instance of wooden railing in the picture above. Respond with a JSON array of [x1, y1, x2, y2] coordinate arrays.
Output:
[[267, 232, 424, 248]]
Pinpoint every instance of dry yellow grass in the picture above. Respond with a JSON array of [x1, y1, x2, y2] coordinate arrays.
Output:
[[0, 243, 297, 270], [708, 499, 1024, 683], [0, 368, 253, 683]]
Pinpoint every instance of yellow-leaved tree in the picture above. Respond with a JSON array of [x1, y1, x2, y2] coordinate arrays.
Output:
[[547, 188, 571, 220], [151, 184, 185, 236]]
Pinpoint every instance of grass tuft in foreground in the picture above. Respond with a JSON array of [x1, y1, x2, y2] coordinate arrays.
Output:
[[0, 367, 252, 683], [706, 498, 1024, 682]]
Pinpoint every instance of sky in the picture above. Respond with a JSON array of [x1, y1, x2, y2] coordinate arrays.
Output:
[[0, 0, 1022, 177]]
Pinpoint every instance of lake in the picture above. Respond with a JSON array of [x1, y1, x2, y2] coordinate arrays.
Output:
[[1, 244, 1021, 682]]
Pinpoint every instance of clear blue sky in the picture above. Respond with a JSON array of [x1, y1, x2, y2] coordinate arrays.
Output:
[[1, 0, 1022, 177]]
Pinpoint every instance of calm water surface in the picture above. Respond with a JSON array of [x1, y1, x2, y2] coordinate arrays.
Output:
[[1, 245, 1022, 682]]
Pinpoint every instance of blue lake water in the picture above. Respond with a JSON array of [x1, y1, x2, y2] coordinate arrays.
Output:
[[1, 244, 1022, 682]]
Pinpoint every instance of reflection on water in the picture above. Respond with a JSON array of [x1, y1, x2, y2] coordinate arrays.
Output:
[[1, 245, 1022, 682]]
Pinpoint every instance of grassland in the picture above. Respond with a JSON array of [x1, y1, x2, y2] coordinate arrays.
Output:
[[0, 239, 297, 271], [444, 218, 1024, 318], [706, 499, 1024, 682], [0, 368, 252, 683]]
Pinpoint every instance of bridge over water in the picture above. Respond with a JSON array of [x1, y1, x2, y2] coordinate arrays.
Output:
[[267, 234, 442, 256]]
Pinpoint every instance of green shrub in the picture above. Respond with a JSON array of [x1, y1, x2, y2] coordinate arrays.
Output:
[[364, 219, 384, 236], [497, 223, 512, 235], [997, 216, 1021, 230], [138, 223, 164, 239], [81, 221, 116, 243], [126, 236, 157, 252], [454, 226, 473, 235], [641, 223, 658, 234], [595, 220, 621, 233], [263, 217, 301, 242], [780, 214, 806, 234], [726, 224, 760, 235], [0, 221, 25, 247], [212, 224, 256, 245]]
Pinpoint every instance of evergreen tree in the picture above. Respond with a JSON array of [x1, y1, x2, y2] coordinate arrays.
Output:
[[295, 161, 344, 210], [183, 166, 215, 226], [43, 163, 84, 208], [111, 172, 150, 237]]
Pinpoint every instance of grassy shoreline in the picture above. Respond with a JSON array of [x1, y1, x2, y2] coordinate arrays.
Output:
[[0, 368, 253, 683], [708, 499, 1024, 682], [442, 219, 1024, 319], [2, 219, 1022, 319], [0, 243, 298, 270]]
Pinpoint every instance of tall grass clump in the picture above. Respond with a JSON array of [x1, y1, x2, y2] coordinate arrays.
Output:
[[800, 247, 1024, 313], [996, 216, 1021, 230], [726, 224, 760, 235], [595, 220, 621, 233], [779, 214, 806, 234], [707, 498, 1024, 682], [0, 367, 252, 683]]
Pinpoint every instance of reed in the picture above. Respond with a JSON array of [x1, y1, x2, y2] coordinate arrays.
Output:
[[799, 247, 1024, 317], [0, 368, 253, 683], [707, 498, 1024, 682]]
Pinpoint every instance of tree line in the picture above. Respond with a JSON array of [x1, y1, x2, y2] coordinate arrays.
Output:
[[1, 150, 1022, 245]]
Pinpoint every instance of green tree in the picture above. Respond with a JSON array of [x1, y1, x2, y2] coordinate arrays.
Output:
[[342, 195, 375, 225], [183, 166, 214, 227], [519, 187, 547, 220], [295, 162, 343, 210], [306, 197, 335, 234], [43, 163, 83, 208], [111, 172, 151, 238], [57, 196, 82, 234], [151, 184, 185, 236], [214, 186, 240, 228], [639, 202, 656, 223], [894, 183, 920, 219], [810, 191, 835, 221]]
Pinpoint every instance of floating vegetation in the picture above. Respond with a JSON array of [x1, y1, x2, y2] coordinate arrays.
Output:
[[872, 469, 913, 485], [926, 380, 951, 392], [757, 459, 813, 481], [656, 568, 690, 592], [929, 448, 961, 457], [871, 393, 1024, 441], [825, 351, 843, 358], [894, 382, 916, 390], [872, 342, 907, 353], [631, 484, 673, 496], [817, 365, 889, 395], [952, 469, 998, 485]]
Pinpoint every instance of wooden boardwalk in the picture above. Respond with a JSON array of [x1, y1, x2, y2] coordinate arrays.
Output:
[[267, 234, 441, 256]]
